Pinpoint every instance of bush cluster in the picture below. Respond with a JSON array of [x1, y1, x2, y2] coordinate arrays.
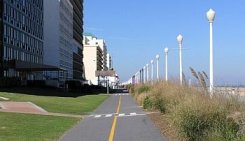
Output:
[[0, 77, 21, 87], [125, 84, 134, 93], [143, 96, 153, 109], [132, 82, 245, 141], [137, 84, 151, 94]]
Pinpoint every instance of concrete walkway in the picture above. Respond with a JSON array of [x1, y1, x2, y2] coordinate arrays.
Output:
[[0, 101, 82, 118], [60, 93, 167, 141]]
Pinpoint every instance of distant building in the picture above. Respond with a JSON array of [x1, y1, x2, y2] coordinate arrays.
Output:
[[43, 0, 73, 80], [83, 35, 119, 87], [96, 39, 108, 71], [108, 74, 119, 89], [1, 0, 44, 79], [70, 0, 85, 80], [83, 35, 103, 85], [107, 53, 112, 70]]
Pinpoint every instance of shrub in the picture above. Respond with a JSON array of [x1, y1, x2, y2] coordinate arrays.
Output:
[[0, 77, 21, 87], [212, 117, 239, 141], [154, 98, 167, 113], [126, 84, 134, 93], [137, 85, 150, 94], [205, 119, 240, 141], [176, 110, 213, 141], [143, 96, 153, 110], [129, 85, 135, 94]]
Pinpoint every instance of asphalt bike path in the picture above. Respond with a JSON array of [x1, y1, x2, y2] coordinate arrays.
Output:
[[60, 93, 167, 141]]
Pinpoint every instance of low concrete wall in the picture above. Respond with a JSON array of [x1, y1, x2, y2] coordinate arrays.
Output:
[[215, 87, 245, 96]]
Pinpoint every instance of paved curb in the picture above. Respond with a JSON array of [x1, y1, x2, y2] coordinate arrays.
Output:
[[27, 102, 48, 113], [0, 96, 9, 101]]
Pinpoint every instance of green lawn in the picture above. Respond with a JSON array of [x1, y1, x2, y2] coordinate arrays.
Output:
[[0, 92, 109, 115], [0, 112, 79, 141]]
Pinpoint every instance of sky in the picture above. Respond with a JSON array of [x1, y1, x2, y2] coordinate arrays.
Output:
[[84, 0, 245, 85]]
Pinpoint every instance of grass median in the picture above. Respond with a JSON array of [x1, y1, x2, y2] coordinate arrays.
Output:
[[0, 92, 109, 115], [0, 90, 109, 141], [0, 112, 79, 141]]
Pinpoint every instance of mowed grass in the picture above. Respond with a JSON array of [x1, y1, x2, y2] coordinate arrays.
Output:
[[0, 112, 79, 141], [0, 92, 109, 115]]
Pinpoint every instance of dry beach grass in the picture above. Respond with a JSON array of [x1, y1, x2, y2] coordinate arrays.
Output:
[[130, 81, 245, 141]]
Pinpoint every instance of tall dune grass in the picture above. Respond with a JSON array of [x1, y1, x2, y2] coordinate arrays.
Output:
[[130, 81, 245, 141]]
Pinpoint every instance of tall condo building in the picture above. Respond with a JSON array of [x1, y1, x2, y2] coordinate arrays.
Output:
[[1, 0, 44, 78], [43, 0, 73, 79], [69, 0, 84, 80], [83, 35, 111, 85], [96, 39, 108, 71], [83, 35, 103, 85], [0, 0, 3, 77]]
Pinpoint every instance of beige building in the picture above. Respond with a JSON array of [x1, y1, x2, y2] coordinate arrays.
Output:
[[83, 35, 105, 85], [96, 39, 108, 71]]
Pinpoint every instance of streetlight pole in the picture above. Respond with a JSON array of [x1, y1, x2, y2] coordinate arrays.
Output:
[[177, 34, 183, 85], [135, 72, 137, 84], [138, 71, 140, 84], [146, 64, 149, 82], [141, 69, 143, 83], [139, 69, 142, 83], [156, 54, 160, 81], [137, 71, 140, 84], [164, 48, 169, 81], [142, 68, 144, 83], [207, 9, 215, 97], [151, 60, 154, 84]]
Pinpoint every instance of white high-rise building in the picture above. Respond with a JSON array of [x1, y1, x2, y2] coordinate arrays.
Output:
[[107, 53, 112, 70], [43, 0, 73, 79], [83, 34, 119, 87]]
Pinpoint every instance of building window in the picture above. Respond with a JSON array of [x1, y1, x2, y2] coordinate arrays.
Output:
[[3, 25, 6, 36]]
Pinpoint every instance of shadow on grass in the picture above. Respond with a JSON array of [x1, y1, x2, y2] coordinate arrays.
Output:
[[0, 86, 129, 97], [0, 86, 102, 97]]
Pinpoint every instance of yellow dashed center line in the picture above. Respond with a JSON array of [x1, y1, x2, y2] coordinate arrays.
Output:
[[108, 96, 121, 141]]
